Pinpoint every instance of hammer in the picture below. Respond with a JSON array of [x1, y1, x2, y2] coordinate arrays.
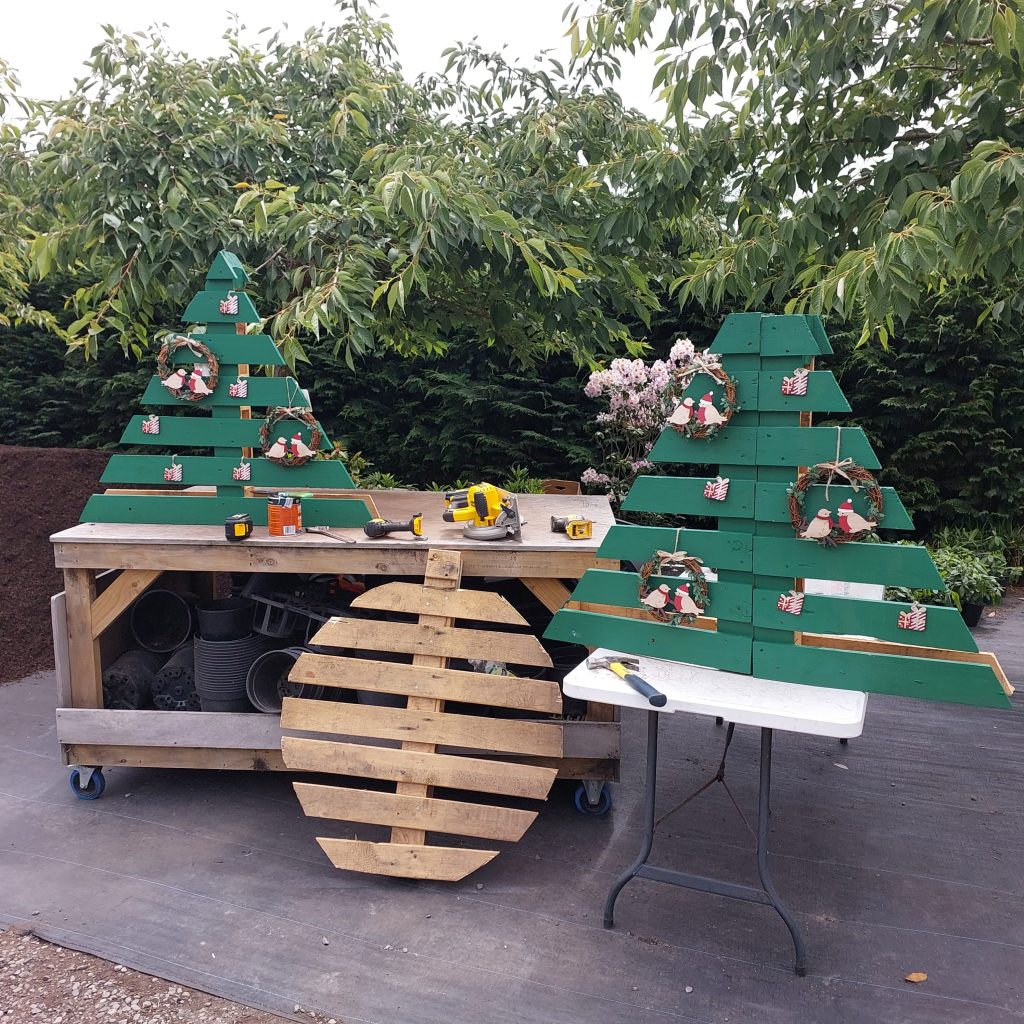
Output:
[[587, 655, 667, 708]]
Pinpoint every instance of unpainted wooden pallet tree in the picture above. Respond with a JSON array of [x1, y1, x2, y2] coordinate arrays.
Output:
[[547, 312, 1012, 708], [81, 250, 369, 527]]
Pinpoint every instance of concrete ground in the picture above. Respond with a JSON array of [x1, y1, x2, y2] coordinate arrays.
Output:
[[1, 608, 1022, 1024]]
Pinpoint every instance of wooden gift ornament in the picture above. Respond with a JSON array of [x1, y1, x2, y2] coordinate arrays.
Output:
[[232, 458, 251, 481], [898, 603, 927, 631], [141, 414, 160, 435], [228, 376, 248, 398], [704, 476, 730, 501], [781, 367, 809, 396], [163, 456, 182, 482], [219, 292, 239, 316], [777, 590, 804, 615]]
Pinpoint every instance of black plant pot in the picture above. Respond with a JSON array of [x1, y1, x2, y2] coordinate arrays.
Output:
[[960, 602, 985, 628]]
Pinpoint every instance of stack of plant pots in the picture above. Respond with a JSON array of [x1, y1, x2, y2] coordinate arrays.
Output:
[[245, 646, 324, 714], [151, 642, 201, 711], [193, 598, 262, 712]]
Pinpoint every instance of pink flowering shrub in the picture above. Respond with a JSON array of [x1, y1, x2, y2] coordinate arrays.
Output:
[[580, 338, 698, 509]]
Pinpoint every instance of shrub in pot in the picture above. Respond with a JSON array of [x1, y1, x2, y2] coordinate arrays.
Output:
[[887, 544, 1003, 627]]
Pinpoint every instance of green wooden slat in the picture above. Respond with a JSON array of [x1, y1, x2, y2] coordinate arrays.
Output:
[[751, 589, 979, 652], [120, 415, 333, 449], [141, 375, 310, 409], [753, 483, 914, 530], [756, 426, 881, 469], [756, 371, 851, 412], [707, 312, 763, 354], [806, 315, 834, 355], [669, 369, 759, 405], [598, 523, 753, 571], [169, 334, 284, 365], [753, 536, 945, 589], [761, 314, 832, 356], [753, 641, 1010, 709], [571, 569, 752, 623], [206, 251, 248, 286], [100, 455, 355, 489], [183, 290, 260, 324], [650, 425, 759, 465], [546, 609, 752, 673], [621, 475, 755, 516], [81, 493, 370, 528]]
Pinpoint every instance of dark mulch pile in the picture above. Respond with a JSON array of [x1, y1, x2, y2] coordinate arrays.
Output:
[[0, 445, 109, 683]]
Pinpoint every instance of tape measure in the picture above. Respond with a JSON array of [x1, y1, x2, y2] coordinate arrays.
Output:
[[550, 515, 593, 540], [224, 513, 253, 542]]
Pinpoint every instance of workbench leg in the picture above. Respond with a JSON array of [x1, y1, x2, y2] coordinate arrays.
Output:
[[64, 568, 103, 710], [756, 728, 807, 976], [603, 709, 659, 928]]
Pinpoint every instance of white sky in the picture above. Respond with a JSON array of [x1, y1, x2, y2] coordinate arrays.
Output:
[[4, 0, 664, 118]]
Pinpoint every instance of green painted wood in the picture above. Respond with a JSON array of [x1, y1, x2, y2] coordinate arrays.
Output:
[[806, 315, 834, 355], [169, 334, 284, 365], [120, 415, 332, 449], [707, 313, 763, 354], [756, 426, 881, 469], [546, 609, 752, 673], [206, 251, 248, 285], [670, 369, 759, 407], [753, 483, 914, 530], [81, 493, 371, 528], [100, 454, 355, 489], [183, 290, 260, 324], [598, 523, 754, 571], [756, 371, 850, 413], [570, 569, 753, 623], [761, 314, 832, 357], [141, 375, 310, 409], [751, 589, 979, 653], [650, 425, 759, 466], [753, 641, 1010, 709], [753, 535, 945, 589], [621, 475, 755, 516]]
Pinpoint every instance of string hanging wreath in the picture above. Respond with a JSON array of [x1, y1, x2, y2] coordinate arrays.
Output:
[[156, 336, 219, 402], [787, 460, 884, 546], [638, 549, 710, 626], [663, 348, 739, 440], [259, 407, 322, 467]]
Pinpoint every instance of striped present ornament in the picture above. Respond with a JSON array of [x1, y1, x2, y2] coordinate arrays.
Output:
[[777, 590, 805, 615], [141, 414, 160, 435], [897, 603, 927, 631], [228, 376, 248, 398], [703, 476, 730, 501], [219, 293, 239, 316], [781, 367, 809, 396]]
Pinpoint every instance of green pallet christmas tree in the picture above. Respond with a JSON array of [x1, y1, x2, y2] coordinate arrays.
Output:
[[547, 313, 1011, 708], [81, 251, 370, 527]]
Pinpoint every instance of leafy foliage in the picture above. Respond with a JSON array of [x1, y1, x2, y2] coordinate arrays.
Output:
[[570, 0, 1024, 340], [886, 542, 1005, 607]]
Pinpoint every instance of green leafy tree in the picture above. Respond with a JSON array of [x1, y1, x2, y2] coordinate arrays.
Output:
[[571, 0, 1024, 341], [2, 4, 705, 365]]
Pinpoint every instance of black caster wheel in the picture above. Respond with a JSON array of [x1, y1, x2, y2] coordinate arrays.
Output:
[[69, 769, 105, 801], [574, 783, 612, 816]]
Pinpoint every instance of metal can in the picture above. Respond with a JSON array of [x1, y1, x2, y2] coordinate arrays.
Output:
[[267, 493, 303, 536]]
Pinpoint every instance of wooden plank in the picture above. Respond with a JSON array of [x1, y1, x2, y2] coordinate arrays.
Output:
[[314, 839, 496, 881], [545, 608, 752, 673], [444, 720, 619, 760], [755, 371, 850, 413], [51, 591, 72, 709], [752, 589, 979, 653], [310, 618, 553, 667], [753, 535, 945, 589], [281, 698, 564, 757], [89, 569, 163, 638], [280, 736, 558, 798], [597, 523, 753, 572], [291, 653, 563, 713], [119, 414, 332, 449], [519, 577, 573, 615], [570, 600, 717, 632], [570, 569, 752, 623], [754, 482, 913, 530], [63, 744, 285, 771], [294, 783, 537, 842], [182, 290, 260, 324], [351, 583, 529, 625], [753, 640, 1012, 709], [755, 425, 880, 469], [168, 333, 284, 365], [81, 494, 371, 528], [140, 375, 310, 408], [649, 425, 759, 466], [56, 708, 283, 748], [621, 475, 756, 516], [100, 455, 356, 489], [706, 312, 764, 354], [63, 568, 102, 709], [762, 314, 832, 356]]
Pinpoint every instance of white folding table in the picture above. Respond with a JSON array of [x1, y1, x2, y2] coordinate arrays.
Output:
[[564, 649, 868, 975]]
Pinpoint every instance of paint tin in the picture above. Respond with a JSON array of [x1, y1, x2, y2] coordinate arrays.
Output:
[[267, 493, 303, 536]]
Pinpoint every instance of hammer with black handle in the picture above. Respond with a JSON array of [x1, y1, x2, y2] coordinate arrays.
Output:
[[586, 655, 667, 707]]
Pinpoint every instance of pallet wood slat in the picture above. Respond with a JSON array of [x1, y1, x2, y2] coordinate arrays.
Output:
[[314, 839, 497, 881], [64, 743, 285, 771], [294, 783, 537, 841], [118, 415, 332, 449], [621, 476, 756, 516], [289, 653, 563, 713], [597, 523, 754, 571], [350, 583, 529, 625], [100, 455, 356, 489], [140, 375, 310, 408], [281, 698, 564, 757], [89, 569, 163, 638], [56, 708, 283, 748], [755, 371, 850, 412], [753, 482, 913, 530], [167, 333, 285, 365], [309, 618, 553, 667], [281, 736, 558, 798]]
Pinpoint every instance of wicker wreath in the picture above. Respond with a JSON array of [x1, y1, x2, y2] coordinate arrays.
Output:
[[259, 407, 322, 467], [664, 352, 739, 440], [156, 336, 219, 402], [638, 551, 710, 626], [787, 461, 885, 545]]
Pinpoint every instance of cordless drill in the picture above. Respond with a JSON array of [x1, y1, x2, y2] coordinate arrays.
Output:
[[362, 512, 425, 539]]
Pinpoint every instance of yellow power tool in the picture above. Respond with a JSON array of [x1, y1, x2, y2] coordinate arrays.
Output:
[[442, 482, 524, 540]]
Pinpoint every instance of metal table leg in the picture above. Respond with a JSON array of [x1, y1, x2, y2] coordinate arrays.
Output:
[[603, 711, 807, 976]]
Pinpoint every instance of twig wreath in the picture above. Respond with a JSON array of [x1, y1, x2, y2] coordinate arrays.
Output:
[[157, 336, 219, 402], [638, 549, 710, 626], [664, 348, 738, 440], [259, 407, 322, 467], [788, 459, 884, 545]]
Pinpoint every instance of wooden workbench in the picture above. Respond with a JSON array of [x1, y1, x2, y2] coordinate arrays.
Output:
[[51, 491, 620, 789]]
